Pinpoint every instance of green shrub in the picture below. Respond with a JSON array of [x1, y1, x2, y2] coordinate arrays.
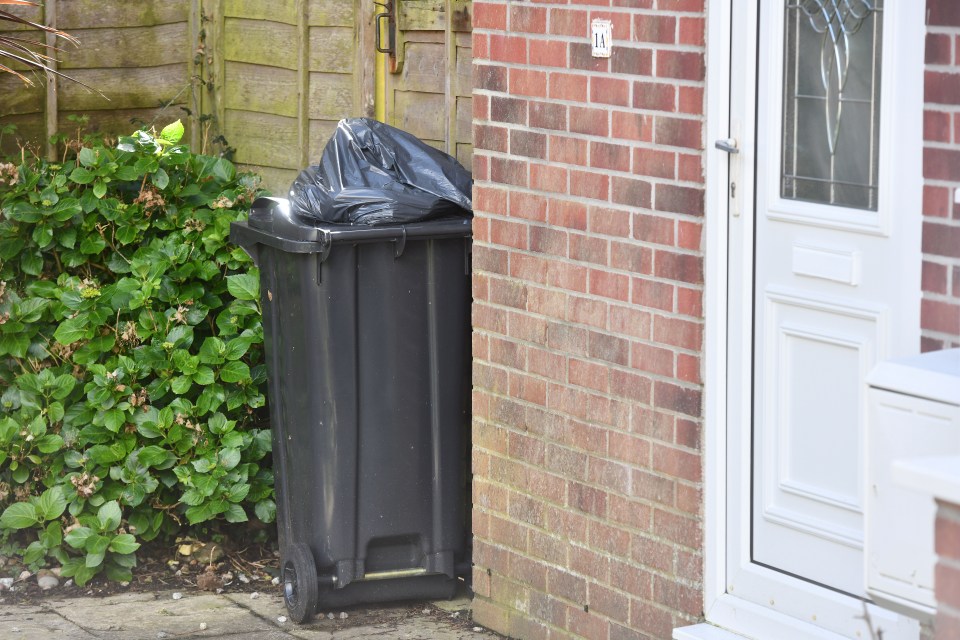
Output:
[[0, 121, 273, 586]]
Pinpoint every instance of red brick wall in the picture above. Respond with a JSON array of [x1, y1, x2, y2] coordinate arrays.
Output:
[[923, 0, 960, 351], [935, 500, 960, 640], [471, 1, 706, 638]]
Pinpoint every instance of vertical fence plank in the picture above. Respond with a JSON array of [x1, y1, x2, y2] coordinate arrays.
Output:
[[297, 0, 309, 170], [201, 0, 225, 154], [189, 0, 201, 151], [44, 0, 58, 160], [356, 0, 375, 119]]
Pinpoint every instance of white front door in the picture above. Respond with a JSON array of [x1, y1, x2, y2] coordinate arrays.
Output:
[[721, 0, 924, 637]]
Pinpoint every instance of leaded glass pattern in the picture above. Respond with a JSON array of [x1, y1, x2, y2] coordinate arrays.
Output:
[[781, 0, 883, 211]]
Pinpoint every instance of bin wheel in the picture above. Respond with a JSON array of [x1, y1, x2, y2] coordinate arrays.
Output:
[[282, 543, 318, 623]]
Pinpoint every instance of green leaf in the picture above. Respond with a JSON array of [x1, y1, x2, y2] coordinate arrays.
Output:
[[0, 333, 29, 357], [191, 458, 215, 473], [224, 503, 248, 523], [151, 168, 169, 190], [218, 448, 241, 471], [170, 375, 192, 395], [226, 273, 259, 302], [97, 501, 122, 532], [192, 366, 215, 385], [159, 120, 185, 145], [93, 179, 107, 199], [254, 499, 276, 523], [104, 408, 126, 433], [114, 165, 139, 181], [104, 563, 133, 583], [223, 337, 252, 361], [219, 361, 250, 383], [78, 147, 97, 167], [207, 413, 233, 435], [35, 434, 64, 454], [138, 445, 175, 470], [37, 486, 67, 521], [80, 233, 107, 255], [225, 483, 250, 503], [0, 502, 40, 529], [54, 316, 89, 344], [52, 374, 77, 400], [213, 158, 236, 183], [69, 167, 95, 184], [198, 337, 226, 365], [108, 533, 140, 555]]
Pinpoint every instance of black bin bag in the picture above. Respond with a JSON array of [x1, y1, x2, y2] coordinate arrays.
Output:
[[289, 117, 473, 225]]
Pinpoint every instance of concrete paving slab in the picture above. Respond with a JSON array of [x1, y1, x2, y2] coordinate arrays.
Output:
[[0, 588, 503, 640], [0, 609, 98, 639]]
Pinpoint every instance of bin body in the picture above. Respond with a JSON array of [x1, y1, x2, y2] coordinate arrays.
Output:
[[231, 198, 471, 608]]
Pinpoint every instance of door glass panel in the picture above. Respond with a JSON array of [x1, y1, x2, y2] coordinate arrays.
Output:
[[781, 1, 883, 210]]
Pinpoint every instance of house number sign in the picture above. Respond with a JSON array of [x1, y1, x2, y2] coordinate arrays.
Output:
[[591, 19, 612, 58]]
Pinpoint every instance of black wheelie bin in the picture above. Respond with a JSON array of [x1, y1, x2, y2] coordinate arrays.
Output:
[[231, 197, 472, 621], [232, 119, 474, 622]]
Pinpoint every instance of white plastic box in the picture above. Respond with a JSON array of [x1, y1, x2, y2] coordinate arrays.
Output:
[[866, 349, 960, 619]]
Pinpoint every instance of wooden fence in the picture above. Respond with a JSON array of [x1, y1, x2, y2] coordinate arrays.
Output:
[[0, 0, 472, 194]]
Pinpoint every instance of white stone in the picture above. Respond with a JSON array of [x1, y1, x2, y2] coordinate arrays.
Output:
[[271, 576, 280, 585], [238, 573, 250, 584], [277, 616, 287, 624], [172, 592, 183, 600], [37, 574, 59, 590], [17, 570, 30, 581], [249, 592, 259, 599], [339, 612, 348, 619], [0, 577, 13, 590], [199, 622, 208, 631]]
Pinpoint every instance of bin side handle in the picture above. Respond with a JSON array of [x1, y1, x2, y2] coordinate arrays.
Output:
[[394, 228, 407, 259]]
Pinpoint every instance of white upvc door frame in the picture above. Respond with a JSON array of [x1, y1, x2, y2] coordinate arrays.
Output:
[[685, 1, 926, 639]]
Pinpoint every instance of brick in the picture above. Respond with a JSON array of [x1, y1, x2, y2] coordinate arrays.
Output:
[[530, 163, 568, 193], [591, 140, 632, 171], [509, 311, 550, 345], [550, 8, 589, 38], [549, 199, 589, 230], [929, 0, 960, 27], [475, 64, 508, 92], [569, 481, 608, 517], [509, 191, 548, 221], [490, 217, 529, 249], [677, 220, 702, 250], [567, 606, 610, 640], [475, 185, 508, 213], [550, 134, 589, 165], [659, 0, 705, 12], [488, 276, 528, 309], [530, 39, 568, 67], [656, 116, 703, 149], [926, 33, 953, 65], [613, 110, 653, 142], [475, 124, 508, 152], [567, 295, 608, 329], [589, 10, 631, 40], [474, 3, 508, 30], [654, 380, 702, 417], [512, 129, 548, 159], [530, 225, 568, 257], [678, 85, 704, 115], [632, 278, 673, 314], [634, 213, 675, 245], [550, 72, 589, 102], [510, 68, 548, 97], [655, 250, 703, 284], [657, 50, 705, 81], [652, 573, 702, 616], [634, 81, 676, 111], [587, 583, 631, 625], [656, 183, 704, 216], [923, 260, 949, 295], [491, 156, 529, 188], [489, 34, 527, 64], [589, 329, 631, 364], [570, 106, 609, 136], [678, 153, 703, 182], [591, 76, 631, 106], [571, 169, 610, 200], [590, 206, 631, 236], [927, 70, 960, 106], [652, 442, 701, 482], [610, 305, 652, 339], [675, 418, 700, 449], [612, 176, 653, 208], [678, 16, 706, 47], [923, 221, 960, 258], [473, 32, 489, 60], [570, 358, 610, 392], [491, 96, 528, 125], [570, 233, 609, 265], [630, 341, 674, 376], [612, 46, 653, 76], [530, 100, 568, 130], [473, 94, 490, 121], [633, 14, 676, 44], [921, 299, 960, 335], [654, 315, 703, 351], [677, 352, 701, 383], [611, 235, 654, 273], [511, 5, 547, 33]]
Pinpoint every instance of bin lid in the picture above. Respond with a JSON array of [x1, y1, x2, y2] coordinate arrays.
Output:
[[866, 348, 960, 406]]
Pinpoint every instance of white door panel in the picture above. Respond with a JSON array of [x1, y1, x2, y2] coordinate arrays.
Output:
[[720, 0, 924, 637]]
